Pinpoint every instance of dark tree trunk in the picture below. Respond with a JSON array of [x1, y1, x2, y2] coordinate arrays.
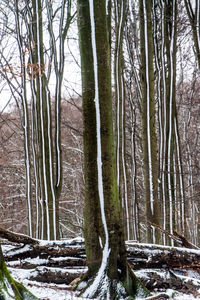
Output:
[[77, 0, 150, 298], [139, 0, 160, 244]]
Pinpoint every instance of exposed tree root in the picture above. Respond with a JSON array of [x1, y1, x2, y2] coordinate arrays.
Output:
[[75, 262, 151, 299]]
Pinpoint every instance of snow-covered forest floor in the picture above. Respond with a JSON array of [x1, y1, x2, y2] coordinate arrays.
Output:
[[9, 267, 200, 300], [2, 237, 200, 299], [7, 268, 200, 300]]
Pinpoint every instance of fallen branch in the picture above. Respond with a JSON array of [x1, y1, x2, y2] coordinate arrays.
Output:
[[147, 222, 199, 250]]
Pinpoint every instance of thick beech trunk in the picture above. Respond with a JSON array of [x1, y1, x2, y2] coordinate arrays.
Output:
[[77, 0, 150, 298]]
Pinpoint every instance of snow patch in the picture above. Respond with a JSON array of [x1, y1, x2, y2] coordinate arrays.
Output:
[[4, 244, 32, 257]]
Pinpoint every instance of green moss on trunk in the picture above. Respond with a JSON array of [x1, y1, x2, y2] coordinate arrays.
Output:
[[0, 262, 37, 299], [75, 262, 151, 299], [77, 0, 151, 298]]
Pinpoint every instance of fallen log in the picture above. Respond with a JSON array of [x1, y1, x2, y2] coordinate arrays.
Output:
[[3, 238, 86, 269], [28, 266, 87, 284], [126, 242, 200, 270], [9, 265, 200, 297], [6, 254, 86, 269], [0, 227, 39, 245], [2, 239, 200, 273], [135, 268, 200, 296]]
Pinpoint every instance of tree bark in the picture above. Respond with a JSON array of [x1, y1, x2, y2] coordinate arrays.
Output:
[[184, 0, 200, 68], [77, 0, 150, 298], [139, 0, 160, 244]]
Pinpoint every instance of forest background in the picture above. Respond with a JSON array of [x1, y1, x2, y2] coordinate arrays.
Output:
[[0, 0, 199, 250]]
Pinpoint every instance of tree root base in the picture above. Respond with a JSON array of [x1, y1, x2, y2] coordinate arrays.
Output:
[[75, 262, 151, 299]]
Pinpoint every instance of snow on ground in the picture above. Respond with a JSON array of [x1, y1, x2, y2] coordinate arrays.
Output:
[[9, 267, 89, 300], [4, 240, 200, 299], [136, 289, 200, 300], [8, 267, 200, 299]]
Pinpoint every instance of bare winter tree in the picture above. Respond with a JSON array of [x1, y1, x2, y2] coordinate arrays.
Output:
[[0, 0, 75, 240]]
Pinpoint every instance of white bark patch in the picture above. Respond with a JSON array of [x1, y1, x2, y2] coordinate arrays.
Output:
[[31, 95, 39, 239], [121, 75, 130, 240], [153, 0, 163, 204], [174, 116, 185, 231], [197, 1, 200, 55], [46, 88, 57, 240], [106, 0, 109, 15]]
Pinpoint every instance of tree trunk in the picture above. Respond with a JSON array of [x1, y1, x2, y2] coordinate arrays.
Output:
[[77, 0, 150, 298], [32, 0, 58, 240], [184, 0, 200, 68], [114, 0, 131, 240], [139, 0, 160, 244]]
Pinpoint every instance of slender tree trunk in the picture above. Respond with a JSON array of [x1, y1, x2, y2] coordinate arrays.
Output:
[[15, 0, 33, 237], [32, 0, 57, 240], [139, 0, 160, 244], [114, 0, 132, 240]]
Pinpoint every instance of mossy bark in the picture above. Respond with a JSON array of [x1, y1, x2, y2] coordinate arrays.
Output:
[[0, 246, 37, 299], [77, 0, 151, 298]]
